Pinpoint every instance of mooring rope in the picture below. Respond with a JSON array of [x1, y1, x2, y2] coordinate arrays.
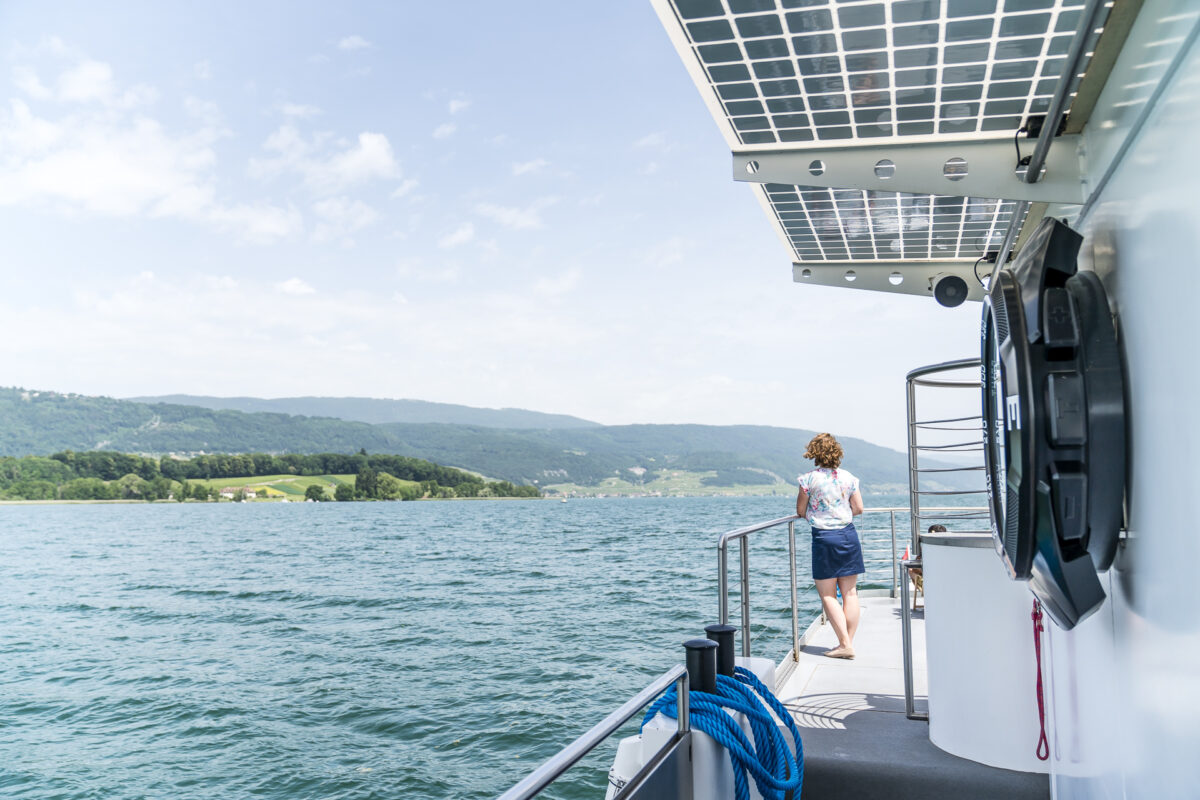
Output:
[[640, 666, 804, 800]]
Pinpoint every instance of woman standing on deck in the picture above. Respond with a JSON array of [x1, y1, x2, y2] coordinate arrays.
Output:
[[796, 433, 865, 659]]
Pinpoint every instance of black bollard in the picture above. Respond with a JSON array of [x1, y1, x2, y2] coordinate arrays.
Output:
[[683, 639, 718, 694], [705, 624, 738, 677]]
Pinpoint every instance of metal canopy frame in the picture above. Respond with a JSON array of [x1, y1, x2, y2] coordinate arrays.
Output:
[[735, 136, 1084, 204], [651, 0, 1128, 301]]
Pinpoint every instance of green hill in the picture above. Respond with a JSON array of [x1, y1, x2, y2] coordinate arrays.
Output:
[[127, 394, 600, 429], [0, 388, 414, 456], [0, 387, 978, 492], [373, 422, 930, 490]]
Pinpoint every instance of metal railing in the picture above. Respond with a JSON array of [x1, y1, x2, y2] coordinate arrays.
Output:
[[496, 665, 690, 800], [716, 505, 987, 661], [902, 358, 991, 721], [718, 515, 799, 661], [906, 359, 990, 558], [498, 499, 990, 798], [900, 557, 927, 721]]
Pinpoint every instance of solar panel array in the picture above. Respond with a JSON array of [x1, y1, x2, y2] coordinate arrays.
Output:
[[672, 0, 1101, 146], [663, 0, 1105, 266], [762, 184, 1024, 261]]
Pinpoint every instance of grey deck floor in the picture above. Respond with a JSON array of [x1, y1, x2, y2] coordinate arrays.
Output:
[[777, 594, 1048, 799]]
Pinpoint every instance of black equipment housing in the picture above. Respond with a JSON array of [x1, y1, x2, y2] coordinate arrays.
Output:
[[980, 217, 1126, 630]]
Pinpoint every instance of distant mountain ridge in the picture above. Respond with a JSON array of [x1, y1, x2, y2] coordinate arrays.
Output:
[[128, 395, 601, 430], [0, 387, 978, 491]]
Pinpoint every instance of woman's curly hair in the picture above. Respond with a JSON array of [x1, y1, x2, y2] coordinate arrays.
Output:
[[804, 433, 843, 469]]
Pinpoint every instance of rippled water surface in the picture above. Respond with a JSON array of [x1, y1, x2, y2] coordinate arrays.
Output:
[[0, 496, 915, 799]]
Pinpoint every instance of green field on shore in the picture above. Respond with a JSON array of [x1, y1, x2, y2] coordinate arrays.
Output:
[[186, 473, 421, 499]]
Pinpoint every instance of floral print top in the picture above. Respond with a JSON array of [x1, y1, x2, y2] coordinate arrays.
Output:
[[798, 467, 860, 530]]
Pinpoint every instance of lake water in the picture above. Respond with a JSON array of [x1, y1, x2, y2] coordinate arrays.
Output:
[[0, 495, 948, 799]]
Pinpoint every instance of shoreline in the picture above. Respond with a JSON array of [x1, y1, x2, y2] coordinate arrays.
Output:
[[0, 493, 794, 506]]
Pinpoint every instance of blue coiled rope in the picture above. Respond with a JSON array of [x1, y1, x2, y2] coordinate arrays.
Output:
[[640, 666, 803, 800]]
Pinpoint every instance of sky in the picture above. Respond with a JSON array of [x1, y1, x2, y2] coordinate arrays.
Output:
[[0, 1, 983, 451]]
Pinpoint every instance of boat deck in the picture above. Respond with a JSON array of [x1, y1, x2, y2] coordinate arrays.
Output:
[[776, 594, 1049, 799]]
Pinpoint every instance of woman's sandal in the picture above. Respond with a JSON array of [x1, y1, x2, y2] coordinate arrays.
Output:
[[823, 646, 856, 660]]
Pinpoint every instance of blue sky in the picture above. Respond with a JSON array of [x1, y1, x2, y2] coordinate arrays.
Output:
[[0, 1, 981, 450]]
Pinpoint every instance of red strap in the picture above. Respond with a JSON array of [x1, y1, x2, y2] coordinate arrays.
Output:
[[1032, 599, 1050, 761]]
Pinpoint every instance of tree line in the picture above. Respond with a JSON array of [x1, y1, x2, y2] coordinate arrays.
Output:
[[0, 450, 540, 501]]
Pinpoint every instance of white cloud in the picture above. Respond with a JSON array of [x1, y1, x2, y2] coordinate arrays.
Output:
[[279, 102, 321, 118], [475, 197, 557, 230], [320, 132, 396, 187], [252, 125, 399, 194], [277, 278, 317, 295], [12, 58, 154, 108], [448, 99, 470, 114], [397, 257, 459, 283], [12, 66, 51, 99], [209, 203, 303, 243], [432, 122, 456, 139], [634, 131, 672, 149], [57, 59, 115, 102], [311, 195, 379, 243], [533, 268, 581, 298], [644, 236, 687, 268], [193, 60, 212, 80], [202, 275, 238, 290], [338, 35, 371, 51], [0, 99, 217, 217], [0, 53, 297, 243], [438, 222, 474, 249], [184, 96, 223, 128], [391, 178, 419, 198], [512, 158, 548, 176]]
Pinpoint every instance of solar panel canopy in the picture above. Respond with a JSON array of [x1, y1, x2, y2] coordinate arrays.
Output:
[[652, 0, 1107, 299]]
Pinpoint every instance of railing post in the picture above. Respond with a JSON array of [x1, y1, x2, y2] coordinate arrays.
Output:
[[900, 558, 928, 721], [907, 375, 921, 560], [719, 540, 729, 625], [739, 535, 751, 658], [675, 670, 690, 734], [890, 510, 898, 599], [788, 520, 799, 662], [495, 665, 691, 800]]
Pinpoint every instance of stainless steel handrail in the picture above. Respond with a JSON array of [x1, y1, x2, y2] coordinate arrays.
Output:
[[906, 359, 983, 559], [496, 665, 690, 800], [717, 505, 988, 659], [503, 495, 992, 798], [904, 358, 988, 725], [900, 558, 928, 721], [718, 515, 798, 659]]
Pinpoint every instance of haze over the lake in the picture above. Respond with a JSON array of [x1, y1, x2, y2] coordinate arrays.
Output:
[[0, 1, 981, 451]]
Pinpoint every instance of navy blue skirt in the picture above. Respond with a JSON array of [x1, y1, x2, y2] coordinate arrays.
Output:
[[811, 523, 865, 580]]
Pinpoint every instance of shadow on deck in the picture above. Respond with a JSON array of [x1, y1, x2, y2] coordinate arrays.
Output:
[[777, 595, 1048, 799]]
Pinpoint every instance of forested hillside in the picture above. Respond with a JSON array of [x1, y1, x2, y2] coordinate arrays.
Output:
[[375, 422, 923, 489], [0, 387, 975, 491], [129, 394, 600, 429], [0, 388, 413, 456], [0, 450, 538, 501]]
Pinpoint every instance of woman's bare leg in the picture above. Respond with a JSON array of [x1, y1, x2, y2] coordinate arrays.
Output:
[[816, 578, 851, 649], [838, 574, 860, 645]]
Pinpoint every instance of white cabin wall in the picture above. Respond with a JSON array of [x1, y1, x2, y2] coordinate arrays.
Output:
[[1061, 5, 1200, 798]]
